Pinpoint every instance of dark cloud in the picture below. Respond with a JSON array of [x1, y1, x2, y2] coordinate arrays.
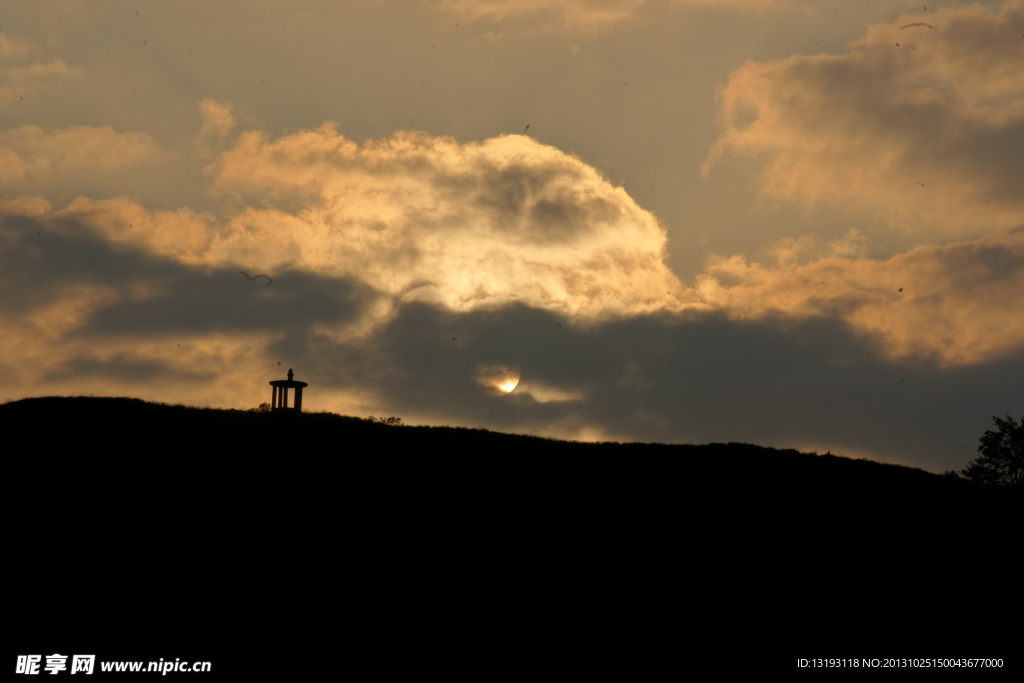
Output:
[[0, 211, 377, 336], [43, 353, 211, 385], [82, 269, 372, 338], [306, 301, 1022, 473], [0, 211, 162, 314]]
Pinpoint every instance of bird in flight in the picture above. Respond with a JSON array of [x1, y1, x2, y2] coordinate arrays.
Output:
[[240, 271, 273, 286], [900, 22, 934, 29], [523, 124, 530, 134]]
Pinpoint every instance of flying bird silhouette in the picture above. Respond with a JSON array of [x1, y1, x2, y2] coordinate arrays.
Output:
[[900, 22, 934, 29], [240, 271, 273, 286], [523, 124, 530, 134]]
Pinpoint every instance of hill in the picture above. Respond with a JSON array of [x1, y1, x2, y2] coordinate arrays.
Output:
[[7, 396, 1018, 673]]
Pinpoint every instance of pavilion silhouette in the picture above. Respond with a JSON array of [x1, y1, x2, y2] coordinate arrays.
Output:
[[270, 368, 308, 412]]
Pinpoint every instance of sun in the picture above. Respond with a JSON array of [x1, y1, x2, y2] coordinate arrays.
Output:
[[473, 363, 521, 396], [497, 377, 520, 394]]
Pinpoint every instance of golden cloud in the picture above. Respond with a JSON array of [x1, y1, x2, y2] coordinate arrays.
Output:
[[697, 228, 1024, 366], [0, 125, 166, 185], [704, 1, 1024, 238], [51, 197, 215, 265], [204, 122, 697, 321], [515, 379, 584, 403]]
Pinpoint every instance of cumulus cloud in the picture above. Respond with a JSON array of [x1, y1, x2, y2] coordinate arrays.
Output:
[[9, 116, 694, 333], [703, 1, 1024, 238], [697, 228, 1024, 365], [0, 126, 166, 188], [48, 197, 214, 264], [204, 123, 696, 322]]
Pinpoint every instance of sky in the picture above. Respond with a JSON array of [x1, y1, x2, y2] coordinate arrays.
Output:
[[2, 0, 1022, 473]]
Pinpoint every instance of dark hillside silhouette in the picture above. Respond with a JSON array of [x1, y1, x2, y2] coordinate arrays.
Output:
[[7, 396, 1019, 673]]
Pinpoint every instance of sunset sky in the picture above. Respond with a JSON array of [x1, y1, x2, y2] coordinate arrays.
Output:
[[2, 0, 1022, 473]]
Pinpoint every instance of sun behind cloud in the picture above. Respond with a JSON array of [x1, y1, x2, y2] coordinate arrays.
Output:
[[474, 363, 521, 396]]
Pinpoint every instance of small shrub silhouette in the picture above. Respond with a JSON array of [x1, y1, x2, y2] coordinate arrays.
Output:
[[365, 415, 402, 426]]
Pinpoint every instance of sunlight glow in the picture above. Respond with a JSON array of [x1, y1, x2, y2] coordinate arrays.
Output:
[[473, 363, 521, 396], [497, 378, 520, 394]]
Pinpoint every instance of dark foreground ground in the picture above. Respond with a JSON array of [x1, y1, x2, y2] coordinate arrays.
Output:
[[7, 397, 1019, 675]]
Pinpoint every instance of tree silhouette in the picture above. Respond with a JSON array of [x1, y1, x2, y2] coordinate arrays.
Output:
[[961, 414, 1023, 485]]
